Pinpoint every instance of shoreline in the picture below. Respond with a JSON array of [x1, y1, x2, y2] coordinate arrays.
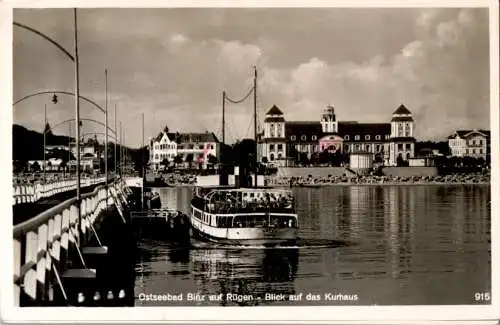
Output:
[[148, 181, 490, 188]]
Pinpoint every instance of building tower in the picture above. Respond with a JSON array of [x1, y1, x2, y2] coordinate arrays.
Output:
[[320, 105, 338, 134], [261, 105, 287, 166], [389, 104, 415, 166]]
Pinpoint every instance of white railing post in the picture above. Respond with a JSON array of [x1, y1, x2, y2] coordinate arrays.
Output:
[[52, 213, 62, 263], [13, 238, 21, 306], [24, 231, 38, 300], [36, 224, 48, 300]]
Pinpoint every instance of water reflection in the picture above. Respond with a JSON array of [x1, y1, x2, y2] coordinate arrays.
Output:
[[139, 185, 490, 305]]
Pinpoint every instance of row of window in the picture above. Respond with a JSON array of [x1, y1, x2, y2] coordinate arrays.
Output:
[[286, 134, 390, 141], [269, 144, 283, 152], [396, 143, 412, 151], [466, 148, 485, 155], [176, 144, 215, 150], [155, 143, 176, 150], [396, 123, 412, 137]]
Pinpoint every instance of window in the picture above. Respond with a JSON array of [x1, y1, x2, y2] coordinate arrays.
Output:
[[375, 135, 381, 140], [344, 135, 350, 140], [270, 153, 275, 161], [291, 135, 296, 141], [278, 153, 282, 159], [398, 144, 403, 150], [199, 145, 204, 149], [398, 124, 403, 136], [301, 135, 307, 141], [405, 123, 410, 136], [365, 145, 370, 151], [270, 124, 275, 137], [406, 143, 411, 151], [385, 135, 390, 140], [365, 135, 370, 141], [479, 140, 483, 145], [355, 135, 360, 140], [355, 144, 360, 151], [376, 144, 381, 152], [344, 145, 349, 152], [278, 144, 283, 151], [277, 126, 282, 137], [270, 144, 275, 151], [312, 135, 317, 141], [211, 145, 214, 149]]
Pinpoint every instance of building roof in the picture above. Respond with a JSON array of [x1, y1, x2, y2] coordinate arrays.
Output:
[[177, 132, 219, 143], [393, 104, 412, 115], [266, 105, 284, 115], [264, 116, 286, 123], [391, 116, 414, 122], [390, 136, 416, 142], [338, 122, 391, 140], [285, 121, 322, 142], [448, 129, 490, 139]]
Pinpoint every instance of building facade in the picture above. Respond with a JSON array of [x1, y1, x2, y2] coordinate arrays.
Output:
[[258, 104, 416, 167], [260, 105, 287, 166], [448, 129, 490, 160], [388, 104, 416, 166], [149, 126, 220, 170]]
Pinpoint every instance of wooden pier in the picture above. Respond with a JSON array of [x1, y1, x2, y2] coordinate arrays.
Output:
[[12, 177, 139, 307]]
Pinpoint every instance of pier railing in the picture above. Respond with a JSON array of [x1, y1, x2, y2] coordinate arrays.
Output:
[[12, 179, 127, 306], [12, 176, 107, 205]]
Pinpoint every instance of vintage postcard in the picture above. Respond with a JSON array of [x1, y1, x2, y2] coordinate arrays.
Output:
[[1, 0, 499, 324]]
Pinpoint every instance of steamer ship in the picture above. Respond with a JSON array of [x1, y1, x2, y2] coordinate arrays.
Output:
[[189, 67, 299, 246]]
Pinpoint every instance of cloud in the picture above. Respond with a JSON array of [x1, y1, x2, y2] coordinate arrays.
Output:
[[256, 8, 489, 140], [13, 8, 489, 146]]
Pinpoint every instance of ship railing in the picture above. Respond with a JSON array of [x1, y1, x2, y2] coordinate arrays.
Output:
[[130, 208, 179, 219]]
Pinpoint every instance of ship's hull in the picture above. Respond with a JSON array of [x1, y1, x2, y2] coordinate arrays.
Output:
[[190, 206, 298, 246]]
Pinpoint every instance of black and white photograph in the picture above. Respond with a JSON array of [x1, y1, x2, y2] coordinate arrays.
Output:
[[2, 0, 499, 323]]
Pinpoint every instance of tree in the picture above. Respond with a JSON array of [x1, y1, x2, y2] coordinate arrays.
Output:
[[174, 154, 183, 166], [396, 154, 404, 167], [31, 161, 40, 172], [207, 154, 217, 165], [43, 122, 54, 137], [185, 153, 194, 169]]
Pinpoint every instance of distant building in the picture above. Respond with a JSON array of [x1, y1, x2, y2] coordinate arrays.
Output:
[[448, 129, 490, 160], [149, 125, 178, 167], [260, 105, 287, 166], [258, 103, 416, 166], [388, 104, 416, 165], [149, 125, 220, 170]]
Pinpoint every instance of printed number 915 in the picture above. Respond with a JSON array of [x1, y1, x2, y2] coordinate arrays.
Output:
[[474, 292, 490, 301]]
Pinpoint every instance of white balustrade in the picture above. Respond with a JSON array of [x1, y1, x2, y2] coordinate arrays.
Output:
[[12, 179, 129, 306], [12, 177, 108, 205]]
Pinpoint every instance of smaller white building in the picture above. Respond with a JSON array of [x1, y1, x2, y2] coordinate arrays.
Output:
[[149, 126, 178, 169], [448, 129, 490, 160], [149, 126, 220, 170]]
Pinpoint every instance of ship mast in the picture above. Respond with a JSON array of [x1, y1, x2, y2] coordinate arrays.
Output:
[[253, 66, 257, 188]]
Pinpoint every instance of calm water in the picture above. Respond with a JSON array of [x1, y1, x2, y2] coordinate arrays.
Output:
[[134, 185, 491, 306]]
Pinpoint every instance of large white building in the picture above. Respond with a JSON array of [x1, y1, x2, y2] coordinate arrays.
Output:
[[258, 103, 416, 167], [448, 129, 490, 160], [149, 125, 220, 170]]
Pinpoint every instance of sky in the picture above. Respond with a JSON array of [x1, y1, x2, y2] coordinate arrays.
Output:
[[13, 7, 490, 147]]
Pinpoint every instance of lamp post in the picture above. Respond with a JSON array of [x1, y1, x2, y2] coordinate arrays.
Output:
[[43, 104, 47, 184], [73, 8, 82, 244], [114, 104, 117, 179], [104, 69, 108, 207]]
